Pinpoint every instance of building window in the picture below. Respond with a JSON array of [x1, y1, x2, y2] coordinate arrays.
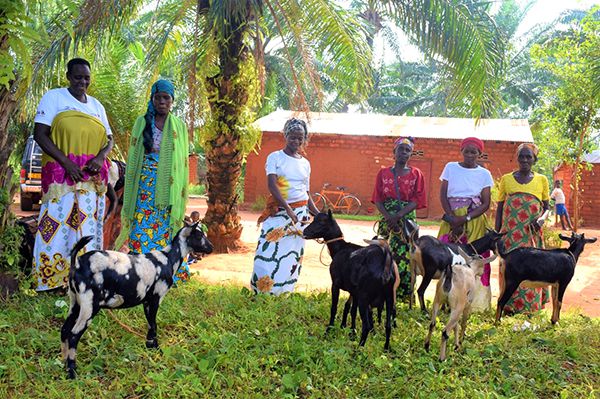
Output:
[[412, 150, 424, 157], [479, 152, 489, 160]]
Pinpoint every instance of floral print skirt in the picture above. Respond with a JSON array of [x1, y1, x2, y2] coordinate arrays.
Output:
[[377, 199, 416, 302], [251, 205, 308, 295], [33, 190, 105, 291], [128, 153, 189, 284]]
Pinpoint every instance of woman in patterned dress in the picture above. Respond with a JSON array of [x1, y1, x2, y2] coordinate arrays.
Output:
[[372, 137, 427, 301], [115, 79, 190, 284], [33, 58, 113, 291], [251, 118, 320, 295], [495, 143, 550, 314]]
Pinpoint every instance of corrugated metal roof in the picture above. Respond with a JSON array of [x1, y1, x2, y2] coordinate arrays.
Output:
[[583, 150, 600, 163], [255, 109, 533, 142]]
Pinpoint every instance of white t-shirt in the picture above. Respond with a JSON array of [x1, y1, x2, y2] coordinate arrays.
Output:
[[34, 88, 112, 136], [551, 188, 566, 204], [440, 162, 494, 198], [265, 150, 310, 203]]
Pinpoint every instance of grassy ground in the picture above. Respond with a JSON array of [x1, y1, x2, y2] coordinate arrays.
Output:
[[1, 280, 598, 398]]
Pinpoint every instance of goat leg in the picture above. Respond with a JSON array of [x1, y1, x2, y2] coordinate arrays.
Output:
[[440, 308, 462, 361], [327, 286, 340, 333], [418, 273, 434, 313], [64, 298, 99, 379], [341, 296, 352, 328], [495, 280, 520, 323], [143, 297, 160, 349], [424, 298, 441, 352], [358, 301, 370, 347], [384, 293, 394, 351]]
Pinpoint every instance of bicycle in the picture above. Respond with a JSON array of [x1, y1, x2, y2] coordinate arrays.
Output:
[[312, 183, 362, 215]]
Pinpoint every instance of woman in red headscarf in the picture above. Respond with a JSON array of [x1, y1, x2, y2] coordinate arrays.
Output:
[[372, 136, 427, 301], [438, 137, 494, 311]]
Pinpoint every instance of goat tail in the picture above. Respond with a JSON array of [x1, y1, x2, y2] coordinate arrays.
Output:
[[496, 239, 507, 258], [442, 264, 453, 293], [69, 236, 93, 281]]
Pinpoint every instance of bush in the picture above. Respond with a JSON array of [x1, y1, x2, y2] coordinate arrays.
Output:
[[188, 184, 206, 196], [251, 195, 266, 212], [0, 188, 24, 274]]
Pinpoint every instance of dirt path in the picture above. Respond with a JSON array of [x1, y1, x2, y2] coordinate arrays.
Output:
[[186, 198, 600, 317], [11, 197, 600, 317]]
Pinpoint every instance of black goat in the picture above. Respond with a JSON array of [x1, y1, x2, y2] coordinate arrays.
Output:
[[61, 222, 213, 378], [303, 210, 396, 350], [409, 229, 504, 312], [495, 232, 596, 324]]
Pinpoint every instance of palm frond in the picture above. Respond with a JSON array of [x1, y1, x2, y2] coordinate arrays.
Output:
[[382, 0, 505, 118]]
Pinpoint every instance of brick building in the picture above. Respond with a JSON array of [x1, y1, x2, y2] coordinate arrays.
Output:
[[554, 150, 600, 227], [245, 110, 534, 219]]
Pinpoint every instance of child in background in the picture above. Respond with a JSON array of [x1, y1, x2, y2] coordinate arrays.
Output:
[[550, 180, 573, 231]]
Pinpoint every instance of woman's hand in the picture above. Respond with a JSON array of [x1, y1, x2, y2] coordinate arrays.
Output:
[[385, 213, 401, 232], [285, 206, 299, 224], [61, 158, 84, 182], [84, 155, 105, 175]]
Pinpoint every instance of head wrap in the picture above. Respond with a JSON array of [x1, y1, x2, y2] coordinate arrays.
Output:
[[461, 137, 484, 153], [142, 79, 175, 153], [283, 118, 308, 139], [516, 142, 539, 157], [394, 136, 415, 150]]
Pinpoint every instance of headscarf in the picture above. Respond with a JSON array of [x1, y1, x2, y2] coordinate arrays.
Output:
[[394, 136, 415, 150], [283, 118, 308, 140], [461, 137, 484, 153], [143, 79, 175, 153], [516, 142, 539, 157]]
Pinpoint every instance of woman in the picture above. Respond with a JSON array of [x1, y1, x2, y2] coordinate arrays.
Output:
[[251, 118, 319, 295], [33, 58, 113, 291], [372, 137, 427, 301], [115, 79, 190, 284], [495, 143, 550, 314], [438, 137, 494, 311]]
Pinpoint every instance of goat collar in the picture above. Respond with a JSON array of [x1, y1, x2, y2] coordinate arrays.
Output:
[[317, 236, 345, 244]]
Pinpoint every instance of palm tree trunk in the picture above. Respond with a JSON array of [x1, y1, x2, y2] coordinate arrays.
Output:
[[572, 122, 589, 231], [203, 21, 250, 253], [0, 84, 19, 212]]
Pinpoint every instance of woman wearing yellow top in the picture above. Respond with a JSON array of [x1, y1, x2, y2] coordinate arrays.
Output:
[[495, 143, 550, 314]]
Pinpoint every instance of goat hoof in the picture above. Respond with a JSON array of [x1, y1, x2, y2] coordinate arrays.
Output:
[[146, 340, 160, 349], [424, 342, 430, 352], [349, 329, 357, 340], [67, 368, 76, 379]]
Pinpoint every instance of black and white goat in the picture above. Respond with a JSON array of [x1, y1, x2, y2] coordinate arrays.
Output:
[[424, 248, 497, 361], [409, 229, 504, 312], [303, 210, 396, 350], [495, 232, 596, 325], [61, 223, 213, 379]]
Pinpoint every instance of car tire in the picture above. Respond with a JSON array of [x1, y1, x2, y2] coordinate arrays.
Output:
[[20, 191, 33, 211]]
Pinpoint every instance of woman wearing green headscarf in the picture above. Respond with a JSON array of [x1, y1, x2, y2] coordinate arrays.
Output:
[[115, 79, 190, 283]]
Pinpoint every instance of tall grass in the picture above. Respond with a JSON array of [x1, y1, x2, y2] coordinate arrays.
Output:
[[1, 281, 598, 398]]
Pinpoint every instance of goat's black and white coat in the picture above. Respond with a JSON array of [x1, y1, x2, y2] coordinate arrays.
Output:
[[61, 222, 213, 379]]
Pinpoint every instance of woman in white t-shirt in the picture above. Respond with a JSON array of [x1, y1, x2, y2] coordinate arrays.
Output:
[[438, 137, 494, 311], [32, 58, 113, 291], [251, 118, 320, 295]]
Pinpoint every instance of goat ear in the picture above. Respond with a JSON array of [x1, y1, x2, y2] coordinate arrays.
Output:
[[558, 233, 571, 241], [483, 253, 497, 264], [457, 247, 470, 261], [327, 209, 333, 219], [585, 236, 597, 243]]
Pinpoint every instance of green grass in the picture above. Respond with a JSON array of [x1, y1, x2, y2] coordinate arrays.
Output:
[[1, 281, 598, 398]]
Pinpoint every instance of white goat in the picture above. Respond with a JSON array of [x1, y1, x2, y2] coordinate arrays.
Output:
[[424, 247, 497, 361]]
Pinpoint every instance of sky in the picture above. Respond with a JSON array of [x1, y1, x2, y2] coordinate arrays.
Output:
[[374, 0, 599, 63]]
